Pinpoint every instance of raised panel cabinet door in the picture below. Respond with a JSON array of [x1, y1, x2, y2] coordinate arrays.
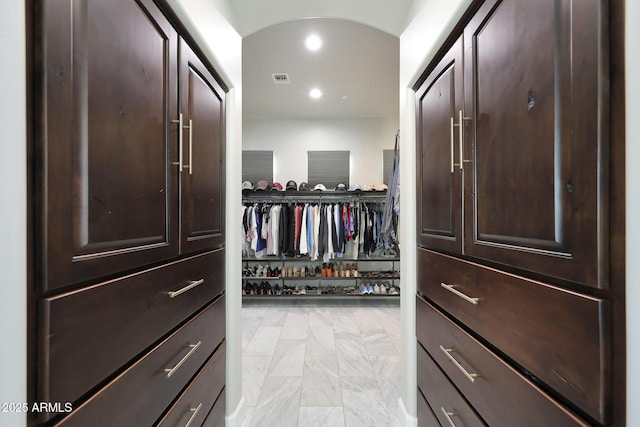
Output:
[[463, 0, 608, 288], [415, 37, 464, 254], [37, 0, 179, 291], [179, 40, 226, 253]]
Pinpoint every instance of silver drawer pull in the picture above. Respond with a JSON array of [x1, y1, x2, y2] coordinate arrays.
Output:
[[164, 341, 202, 378], [440, 407, 457, 427], [440, 282, 479, 305], [440, 345, 478, 383], [167, 279, 205, 299], [184, 403, 202, 427]]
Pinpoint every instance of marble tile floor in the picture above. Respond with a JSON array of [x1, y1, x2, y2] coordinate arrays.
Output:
[[242, 301, 401, 427]]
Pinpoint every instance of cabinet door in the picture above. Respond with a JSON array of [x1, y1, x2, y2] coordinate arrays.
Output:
[[463, 0, 607, 288], [38, 0, 179, 291], [179, 40, 226, 253], [415, 38, 464, 254]]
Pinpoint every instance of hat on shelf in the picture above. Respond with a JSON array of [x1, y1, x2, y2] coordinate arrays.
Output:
[[298, 182, 311, 191], [363, 183, 376, 191], [313, 183, 327, 191], [348, 183, 362, 192], [271, 182, 283, 191], [241, 181, 254, 191], [335, 183, 347, 191], [255, 179, 270, 191], [374, 183, 389, 191], [286, 180, 298, 191]]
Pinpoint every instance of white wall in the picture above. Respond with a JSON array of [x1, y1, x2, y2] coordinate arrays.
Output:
[[243, 117, 398, 186], [0, 1, 26, 427], [626, 0, 640, 424]]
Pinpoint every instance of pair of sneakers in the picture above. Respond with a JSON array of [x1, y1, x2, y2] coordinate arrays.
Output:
[[359, 283, 374, 295]]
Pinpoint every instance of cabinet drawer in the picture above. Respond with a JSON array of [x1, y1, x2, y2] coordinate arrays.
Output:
[[416, 296, 588, 427], [40, 249, 225, 406], [54, 296, 225, 427], [417, 341, 484, 427], [157, 345, 225, 427], [417, 248, 608, 423], [417, 388, 441, 427], [202, 388, 226, 427]]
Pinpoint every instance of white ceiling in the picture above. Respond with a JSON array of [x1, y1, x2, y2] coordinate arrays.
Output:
[[242, 18, 400, 119]]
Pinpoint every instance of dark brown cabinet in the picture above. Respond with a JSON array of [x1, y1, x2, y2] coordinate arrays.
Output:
[[31, 0, 226, 425], [462, 0, 607, 290], [38, 0, 226, 293], [416, 37, 464, 254], [416, 0, 608, 290], [179, 41, 226, 253], [415, 0, 624, 426], [38, 0, 180, 292]]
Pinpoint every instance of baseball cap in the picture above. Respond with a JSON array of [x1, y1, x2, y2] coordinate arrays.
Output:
[[271, 182, 283, 191], [255, 180, 269, 191], [363, 183, 376, 191], [335, 183, 347, 191], [313, 183, 327, 191], [348, 183, 362, 192], [286, 180, 298, 191], [242, 181, 254, 191], [298, 182, 311, 191], [374, 184, 388, 191]]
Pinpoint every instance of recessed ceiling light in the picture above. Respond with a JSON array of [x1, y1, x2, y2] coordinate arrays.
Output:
[[305, 34, 323, 51], [309, 88, 322, 99]]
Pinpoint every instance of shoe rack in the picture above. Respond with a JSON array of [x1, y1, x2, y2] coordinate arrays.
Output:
[[241, 256, 400, 299]]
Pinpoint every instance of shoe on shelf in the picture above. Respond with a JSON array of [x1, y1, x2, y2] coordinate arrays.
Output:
[[359, 283, 367, 295], [373, 283, 381, 294]]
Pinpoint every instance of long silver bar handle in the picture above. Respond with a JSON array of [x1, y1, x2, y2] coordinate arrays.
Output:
[[440, 407, 458, 427], [440, 282, 479, 305], [440, 345, 478, 383], [171, 113, 184, 172], [459, 110, 464, 170], [164, 341, 202, 378], [452, 109, 471, 170], [450, 116, 455, 173], [167, 279, 205, 299], [184, 403, 203, 427], [187, 119, 193, 175]]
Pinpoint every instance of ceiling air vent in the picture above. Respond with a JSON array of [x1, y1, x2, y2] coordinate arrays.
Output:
[[272, 73, 290, 84]]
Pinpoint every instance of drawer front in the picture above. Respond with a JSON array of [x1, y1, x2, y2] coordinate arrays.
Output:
[[416, 296, 588, 427], [54, 295, 225, 427], [202, 388, 226, 427], [40, 248, 225, 406], [417, 388, 441, 427], [417, 342, 484, 427], [157, 345, 226, 427], [417, 248, 609, 422]]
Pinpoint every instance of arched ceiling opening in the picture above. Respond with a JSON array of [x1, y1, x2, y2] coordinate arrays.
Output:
[[243, 18, 399, 119], [226, 0, 417, 37]]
